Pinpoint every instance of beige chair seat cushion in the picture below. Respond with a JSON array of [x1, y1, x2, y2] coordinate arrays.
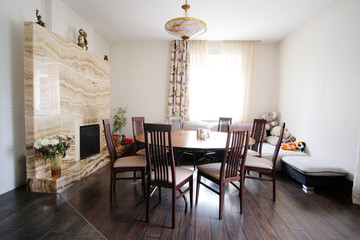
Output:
[[247, 149, 261, 157], [114, 155, 146, 168], [151, 166, 193, 184], [245, 156, 273, 170], [136, 148, 146, 156], [198, 163, 222, 180], [197, 162, 239, 180]]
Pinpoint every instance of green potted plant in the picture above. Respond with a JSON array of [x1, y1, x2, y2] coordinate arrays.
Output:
[[112, 106, 127, 145]]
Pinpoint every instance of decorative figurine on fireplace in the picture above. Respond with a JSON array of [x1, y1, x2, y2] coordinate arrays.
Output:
[[77, 29, 88, 50], [36, 9, 46, 27]]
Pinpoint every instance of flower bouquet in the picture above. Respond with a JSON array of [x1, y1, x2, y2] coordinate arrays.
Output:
[[34, 135, 73, 178]]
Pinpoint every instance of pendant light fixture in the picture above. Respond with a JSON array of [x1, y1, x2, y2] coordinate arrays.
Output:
[[165, 0, 207, 40]]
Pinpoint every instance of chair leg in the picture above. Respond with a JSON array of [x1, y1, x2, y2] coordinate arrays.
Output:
[[142, 170, 146, 198], [219, 183, 224, 220], [146, 181, 151, 223], [172, 189, 176, 229], [110, 172, 113, 201], [273, 176, 276, 201], [240, 176, 244, 214], [196, 173, 201, 205], [133, 170, 136, 180], [159, 187, 162, 204], [113, 173, 116, 194], [190, 178, 193, 209], [180, 189, 188, 213]]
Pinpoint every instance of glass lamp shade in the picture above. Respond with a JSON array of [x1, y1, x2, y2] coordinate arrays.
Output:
[[165, 17, 207, 40]]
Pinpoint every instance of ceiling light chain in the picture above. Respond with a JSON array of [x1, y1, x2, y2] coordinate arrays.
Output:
[[182, 0, 190, 17]]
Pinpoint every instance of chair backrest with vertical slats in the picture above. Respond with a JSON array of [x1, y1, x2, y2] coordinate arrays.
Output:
[[272, 122, 286, 170], [250, 119, 267, 153], [103, 119, 117, 166], [168, 116, 182, 131], [218, 117, 232, 132], [144, 123, 175, 186], [221, 124, 251, 180], [132, 117, 145, 140]]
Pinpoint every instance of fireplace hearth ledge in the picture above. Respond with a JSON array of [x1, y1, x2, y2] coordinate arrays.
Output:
[[27, 151, 110, 193], [26, 143, 135, 193]]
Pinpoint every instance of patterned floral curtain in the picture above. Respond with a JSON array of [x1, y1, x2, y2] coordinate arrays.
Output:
[[167, 40, 189, 120]]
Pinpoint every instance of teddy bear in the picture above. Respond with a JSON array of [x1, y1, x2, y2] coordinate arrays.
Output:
[[270, 125, 296, 143], [260, 112, 279, 136]]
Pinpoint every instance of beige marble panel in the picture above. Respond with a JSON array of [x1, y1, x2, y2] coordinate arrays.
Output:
[[24, 22, 110, 192]]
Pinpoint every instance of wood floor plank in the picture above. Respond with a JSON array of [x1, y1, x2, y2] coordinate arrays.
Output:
[[223, 188, 246, 240], [241, 212, 264, 240], [2, 165, 360, 240], [0, 188, 103, 240], [144, 189, 171, 238], [277, 176, 353, 240], [276, 190, 330, 239], [246, 194, 279, 240], [256, 197, 297, 240]]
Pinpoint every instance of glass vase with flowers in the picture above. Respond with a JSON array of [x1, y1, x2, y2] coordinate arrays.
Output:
[[34, 135, 73, 178]]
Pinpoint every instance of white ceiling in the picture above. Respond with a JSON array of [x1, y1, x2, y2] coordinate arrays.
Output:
[[61, 0, 333, 43]]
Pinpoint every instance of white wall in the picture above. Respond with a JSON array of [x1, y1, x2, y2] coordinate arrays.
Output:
[[0, 0, 43, 196], [0, 0, 109, 195], [278, 0, 360, 179], [109, 42, 278, 137], [51, 0, 109, 58], [109, 42, 171, 138], [253, 43, 279, 118]]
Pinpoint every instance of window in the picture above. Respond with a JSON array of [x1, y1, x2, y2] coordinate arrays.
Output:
[[188, 40, 259, 123], [188, 53, 245, 121]]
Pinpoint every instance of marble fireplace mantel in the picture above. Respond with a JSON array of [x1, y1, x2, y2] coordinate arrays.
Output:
[[24, 22, 110, 193]]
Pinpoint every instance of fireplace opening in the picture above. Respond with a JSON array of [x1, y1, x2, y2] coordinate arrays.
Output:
[[80, 124, 100, 159]]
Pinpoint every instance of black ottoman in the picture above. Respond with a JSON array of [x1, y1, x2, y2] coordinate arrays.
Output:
[[282, 156, 347, 191]]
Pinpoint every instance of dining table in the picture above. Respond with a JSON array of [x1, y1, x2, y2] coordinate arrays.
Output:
[[135, 130, 255, 168]]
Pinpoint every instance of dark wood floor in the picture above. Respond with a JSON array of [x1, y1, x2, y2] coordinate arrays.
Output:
[[1, 163, 360, 240]]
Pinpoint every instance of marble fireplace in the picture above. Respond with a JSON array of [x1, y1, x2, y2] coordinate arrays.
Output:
[[24, 22, 110, 193]]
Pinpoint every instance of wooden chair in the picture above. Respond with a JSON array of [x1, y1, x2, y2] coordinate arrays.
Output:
[[144, 123, 194, 229], [132, 117, 146, 156], [212, 117, 233, 161], [218, 117, 232, 132], [168, 116, 186, 165], [196, 124, 251, 219], [168, 116, 182, 131], [247, 119, 267, 158], [103, 119, 146, 200], [245, 122, 286, 201]]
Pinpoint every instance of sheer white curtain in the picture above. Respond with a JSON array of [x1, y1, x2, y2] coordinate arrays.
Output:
[[188, 40, 208, 121], [188, 40, 259, 123], [221, 41, 259, 123]]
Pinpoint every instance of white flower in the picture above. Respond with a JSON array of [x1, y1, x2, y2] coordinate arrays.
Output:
[[34, 135, 73, 160], [34, 138, 42, 149], [40, 138, 51, 146], [50, 139, 59, 146]]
